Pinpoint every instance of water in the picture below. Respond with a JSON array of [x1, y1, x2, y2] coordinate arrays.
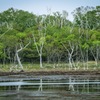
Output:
[[0, 75, 100, 100]]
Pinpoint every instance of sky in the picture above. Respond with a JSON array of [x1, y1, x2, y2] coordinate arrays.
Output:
[[0, 0, 100, 21]]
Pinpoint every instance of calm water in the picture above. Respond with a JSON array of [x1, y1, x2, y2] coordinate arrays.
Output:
[[0, 75, 100, 100]]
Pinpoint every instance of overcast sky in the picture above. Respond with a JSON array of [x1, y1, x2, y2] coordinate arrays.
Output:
[[0, 0, 100, 21]]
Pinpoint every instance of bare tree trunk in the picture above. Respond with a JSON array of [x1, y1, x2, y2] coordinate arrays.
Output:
[[68, 54, 73, 70], [3, 48, 6, 65], [16, 50, 23, 70], [80, 47, 86, 70], [15, 41, 30, 70], [91, 46, 99, 68], [39, 53, 43, 68], [62, 41, 76, 70], [33, 25, 46, 68], [86, 49, 89, 70]]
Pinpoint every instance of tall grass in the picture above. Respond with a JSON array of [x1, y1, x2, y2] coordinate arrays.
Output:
[[0, 61, 100, 72]]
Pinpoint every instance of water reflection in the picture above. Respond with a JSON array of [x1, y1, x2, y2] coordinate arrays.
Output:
[[69, 77, 75, 91], [38, 78, 43, 91], [0, 75, 100, 100]]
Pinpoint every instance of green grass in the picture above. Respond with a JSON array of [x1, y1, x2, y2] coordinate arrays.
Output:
[[0, 61, 100, 72]]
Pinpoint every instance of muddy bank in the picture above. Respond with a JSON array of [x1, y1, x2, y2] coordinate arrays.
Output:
[[0, 70, 100, 76]]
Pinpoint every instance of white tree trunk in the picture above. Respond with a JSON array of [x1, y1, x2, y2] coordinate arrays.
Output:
[[86, 49, 89, 70], [91, 48, 98, 68], [33, 26, 46, 68], [15, 41, 30, 70], [68, 54, 73, 70], [16, 51, 23, 70], [39, 53, 43, 68]]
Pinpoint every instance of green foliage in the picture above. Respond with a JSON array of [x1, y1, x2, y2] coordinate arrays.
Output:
[[0, 43, 4, 58], [39, 37, 45, 44], [0, 7, 100, 69], [66, 34, 75, 41], [82, 43, 89, 49], [92, 40, 100, 45], [16, 32, 26, 39], [73, 6, 100, 30]]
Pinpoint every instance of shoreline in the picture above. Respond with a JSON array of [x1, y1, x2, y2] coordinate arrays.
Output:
[[0, 70, 100, 76]]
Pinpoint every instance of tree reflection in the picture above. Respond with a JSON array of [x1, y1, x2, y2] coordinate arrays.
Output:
[[68, 77, 75, 91], [38, 78, 43, 91]]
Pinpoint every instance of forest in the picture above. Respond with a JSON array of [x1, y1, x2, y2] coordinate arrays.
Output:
[[0, 6, 100, 71]]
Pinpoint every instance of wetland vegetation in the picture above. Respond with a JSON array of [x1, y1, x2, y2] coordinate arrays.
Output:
[[0, 6, 100, 72], [0, 5, 100, 100]]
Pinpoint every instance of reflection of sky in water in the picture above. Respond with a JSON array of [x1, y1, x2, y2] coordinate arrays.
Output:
[[0, 75, 100, 100], [0, 81, 100, 86]]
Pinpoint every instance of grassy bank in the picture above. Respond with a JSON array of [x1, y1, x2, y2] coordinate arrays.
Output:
[[0, 61, 100, 72]]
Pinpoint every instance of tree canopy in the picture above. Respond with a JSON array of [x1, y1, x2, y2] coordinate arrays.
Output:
[[0, 6, 100, 69]]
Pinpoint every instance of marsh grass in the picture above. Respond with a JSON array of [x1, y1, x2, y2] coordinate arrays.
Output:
[[0, 61, 100, 72]]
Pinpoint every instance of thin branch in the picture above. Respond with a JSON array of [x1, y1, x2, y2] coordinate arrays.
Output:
[[17, 40, 31, 53], [0, 29, 10, 38], [32, 34, 40, 54]]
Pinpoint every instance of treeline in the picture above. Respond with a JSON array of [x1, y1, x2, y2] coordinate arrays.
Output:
[[0, 6, 100, 69]]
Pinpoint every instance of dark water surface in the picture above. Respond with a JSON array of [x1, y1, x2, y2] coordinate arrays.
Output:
[[0, 75, 100, 100]]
